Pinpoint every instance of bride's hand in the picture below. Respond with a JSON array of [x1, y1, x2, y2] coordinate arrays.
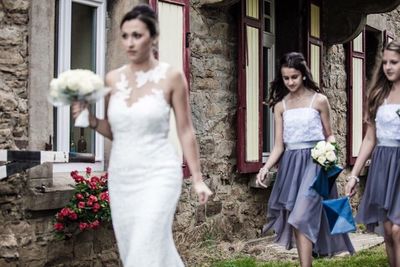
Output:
[[193, 180, 212, 205], [71, 101, 88, 119]]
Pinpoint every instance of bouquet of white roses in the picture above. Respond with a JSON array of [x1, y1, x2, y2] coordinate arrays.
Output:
[[311, 141, 339, 170], [49, 69, 108, 127]]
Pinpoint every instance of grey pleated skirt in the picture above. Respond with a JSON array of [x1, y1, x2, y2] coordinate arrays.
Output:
[[263, 147, 355, 256], [356, 145, 400, 232]]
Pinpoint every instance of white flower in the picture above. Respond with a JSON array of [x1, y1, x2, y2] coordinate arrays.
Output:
[[66, 74, 82, 91], [317, 156, 327, 166], [311, 148, 322, 159], [78, 79, 94, 95], [326, 150, 337, 162], [325, 142, 335, 152], [315, 141, 326, 151]]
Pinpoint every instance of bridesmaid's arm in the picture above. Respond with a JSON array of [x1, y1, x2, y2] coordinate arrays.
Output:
[[317, 94, 335, 143], [256, 102, 284, 187], [170, 69, 212, 204], [345, 124, 376, 196]]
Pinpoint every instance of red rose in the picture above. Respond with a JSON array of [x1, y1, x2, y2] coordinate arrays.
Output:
[[89, 182, 98, 190], [90, 176, 100, 184], [68, 212, 78, 220], [78, 202, 85, 209], [70, 170, 79, 178], [86, 167, 92, 175], [79, 222, 88, 231], [87, 200, 93, 207], [90, 220, 100, 229], [54, 222, 64, 231], [60, 208, 71, 217], [88, 195, 98, 202], [75, 193, 84, 200], [92, 203, 101, 213], [73, 175, 85, 183], [99, 192, 109, 202]]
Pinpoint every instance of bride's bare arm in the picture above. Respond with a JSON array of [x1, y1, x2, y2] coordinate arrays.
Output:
[[170, 69, 212, 203]]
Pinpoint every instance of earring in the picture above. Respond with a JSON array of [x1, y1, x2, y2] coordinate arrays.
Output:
[[303, 76, 306, 81]]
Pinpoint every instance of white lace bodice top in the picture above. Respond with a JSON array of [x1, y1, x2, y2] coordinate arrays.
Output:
[[282, 93, 325, 144], [375, 99, 400, 140], [107, 62, 180, 173]]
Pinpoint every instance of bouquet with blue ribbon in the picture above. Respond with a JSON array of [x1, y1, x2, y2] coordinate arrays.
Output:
[[310, 141, 356, 235]]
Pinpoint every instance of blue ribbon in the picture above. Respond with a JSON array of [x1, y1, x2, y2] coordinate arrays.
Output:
[[310, 165, 342, 199]]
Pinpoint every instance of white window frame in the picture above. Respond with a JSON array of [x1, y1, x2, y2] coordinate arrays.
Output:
[[54, 0, 106, 172], [262, 0, 275, 162]]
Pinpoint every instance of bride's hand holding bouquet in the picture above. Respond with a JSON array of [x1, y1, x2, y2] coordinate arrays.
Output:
[[49, 69, 108, 127]]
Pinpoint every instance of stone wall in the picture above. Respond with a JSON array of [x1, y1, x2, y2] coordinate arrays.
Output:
[[0, 0, 29, 150], [0, 1, 120, 266], [174, 2, 269, 260]]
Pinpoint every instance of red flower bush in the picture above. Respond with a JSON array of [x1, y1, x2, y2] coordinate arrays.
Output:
[[54, 168, 111, 239]]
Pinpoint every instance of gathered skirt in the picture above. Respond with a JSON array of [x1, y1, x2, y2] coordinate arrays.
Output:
[[263, 147, 355, 256], [356, 145, 400, 232]]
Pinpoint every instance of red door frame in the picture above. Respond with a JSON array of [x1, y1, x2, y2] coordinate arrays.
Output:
[[237, 0, 264, 173]]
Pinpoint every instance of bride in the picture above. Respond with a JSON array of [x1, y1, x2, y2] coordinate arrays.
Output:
[[72, 4, 212, 266]]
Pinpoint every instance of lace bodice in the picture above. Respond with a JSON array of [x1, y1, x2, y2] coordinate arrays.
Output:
[[375, 100, 400, 140], [282, 94, 325, 144], [107, 62, 180, 173]]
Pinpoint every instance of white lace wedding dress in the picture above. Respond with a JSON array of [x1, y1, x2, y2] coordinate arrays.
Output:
[[107, 62, 184, 266]]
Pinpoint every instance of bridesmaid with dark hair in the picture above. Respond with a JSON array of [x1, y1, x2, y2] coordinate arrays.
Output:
[[257, 52, 354, 267], [346, 40, 400, 267]]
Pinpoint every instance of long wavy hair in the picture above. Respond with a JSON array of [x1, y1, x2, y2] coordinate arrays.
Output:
[[268, 52, 323, 110], [367, 40, 400, 122]]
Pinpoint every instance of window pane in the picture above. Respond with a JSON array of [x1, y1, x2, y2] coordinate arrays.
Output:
[[310, 4, 320, 38], [264, 1, 271, 16], [263, 47, 273, 154], [246, 26, 260, 162], [70, 2, 97, 154], [264, 18, 271, 33], [246, 0, 259, 19]]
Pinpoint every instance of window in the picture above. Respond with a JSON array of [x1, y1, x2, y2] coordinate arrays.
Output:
[[262, 0, 275, 162], [346, 27, 385, 165], [237, 0, 264, 173], [54, 0, 106, 172], [308, 0, 322, 86]]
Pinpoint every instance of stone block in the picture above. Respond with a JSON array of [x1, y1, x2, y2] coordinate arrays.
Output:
[[24, 185, 74, 211], [0, 26, 24, 45], [0, 48, 25, 65], [0, 259, 18, 267], [3, 0, 30, 11], [19, 245, 46, 261], [73, 242, 93, 259], [46, 239, 73, 262], [0, 234, 19, 259]]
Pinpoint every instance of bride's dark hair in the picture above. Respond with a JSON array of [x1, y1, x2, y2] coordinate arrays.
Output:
[[120, 4, 159, 38], [268, 52, 323, 110]]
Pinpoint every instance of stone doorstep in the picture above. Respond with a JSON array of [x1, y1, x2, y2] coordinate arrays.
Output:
[[24, 175, 74, 211]]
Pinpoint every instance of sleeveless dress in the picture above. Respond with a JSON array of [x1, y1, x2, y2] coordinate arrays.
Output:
[[263, 94, 355, 256], [107, 62, 185, 266], [356, 99, 400, 232]]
